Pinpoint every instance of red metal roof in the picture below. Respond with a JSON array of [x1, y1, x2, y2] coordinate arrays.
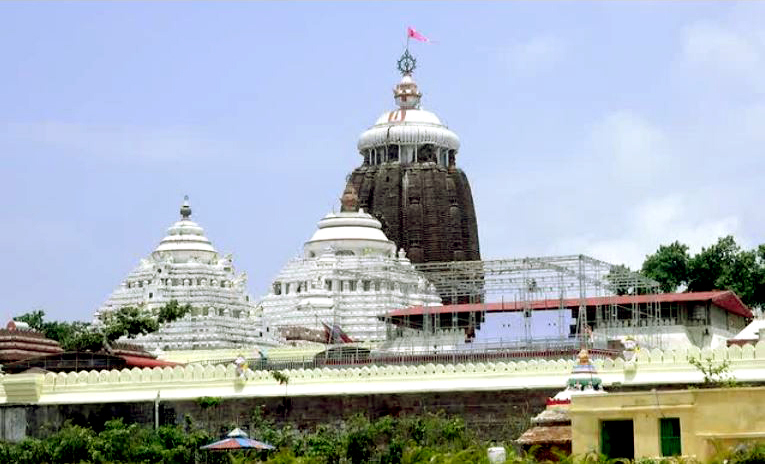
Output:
[[121, 355, 180, 368], [387, 291, 752, 319]]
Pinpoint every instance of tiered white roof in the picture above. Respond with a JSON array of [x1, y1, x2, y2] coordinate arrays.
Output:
[[357, 64, 460, 165], [304, 209, 396, 258], [95, 197, 280, 351], [260, 187, 442, 342]]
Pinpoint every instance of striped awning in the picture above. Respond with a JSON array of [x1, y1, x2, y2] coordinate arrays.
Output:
[[200, 437, 275, 450]]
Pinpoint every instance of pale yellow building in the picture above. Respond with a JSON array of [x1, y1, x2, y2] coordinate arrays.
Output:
[[570, 386, 765, 461]]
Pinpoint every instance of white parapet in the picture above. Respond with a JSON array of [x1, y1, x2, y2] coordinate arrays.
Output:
[[1, 342, 764, 406]]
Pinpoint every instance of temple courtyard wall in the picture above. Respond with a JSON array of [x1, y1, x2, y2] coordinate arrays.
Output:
[[1, 343, 765, 442]]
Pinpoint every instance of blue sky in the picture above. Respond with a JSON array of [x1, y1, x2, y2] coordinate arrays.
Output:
[[2, 2, 763, 322]]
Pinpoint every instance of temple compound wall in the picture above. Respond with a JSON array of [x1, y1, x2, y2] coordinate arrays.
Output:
[[6, 389, 559, 443], [1, 343, 765, 441]]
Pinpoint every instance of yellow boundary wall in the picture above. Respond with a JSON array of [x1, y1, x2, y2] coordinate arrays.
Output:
[[2, 342, 765, 405]]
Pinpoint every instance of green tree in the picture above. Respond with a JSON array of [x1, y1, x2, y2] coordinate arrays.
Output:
[[14, 300, 192, 353], [752, 244, 765, 308], [15, 310, 45, 331], [685, 236, 765, 307], [101, 306, 159, 342], [642, 241, 690, 293], [687, 236, 741, 292], [605, 264, 635, 296], [157, 299, 192, 324]]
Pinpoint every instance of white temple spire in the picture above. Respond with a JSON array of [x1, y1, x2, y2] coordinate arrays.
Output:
[[180, 195, 192, 219], [95, 196, 281, 353]]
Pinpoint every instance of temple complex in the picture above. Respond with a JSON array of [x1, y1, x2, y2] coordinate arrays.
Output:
[[345, 50, 481, 301], [259, 183, 443, 342], [95, 197, 280, 352]]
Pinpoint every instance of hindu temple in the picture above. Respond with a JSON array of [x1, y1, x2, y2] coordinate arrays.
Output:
[[346, 50, 481, 278], [94, 197, 280, 352], [259, 182, 443, 342]]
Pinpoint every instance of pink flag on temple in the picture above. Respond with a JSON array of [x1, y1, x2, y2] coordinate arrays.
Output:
[[407, 26, 430, 43]]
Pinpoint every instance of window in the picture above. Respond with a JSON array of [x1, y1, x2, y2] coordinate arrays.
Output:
[[601, 420, 634, 460], [660, 418, 681, 457]]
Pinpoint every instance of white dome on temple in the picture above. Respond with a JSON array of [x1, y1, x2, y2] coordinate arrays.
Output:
[[304, 209, 396, 259], [357, 52, 460, 166], [151, 196, 217, 263], [259, 183, 442, 342], [95, 197, 281, 352]]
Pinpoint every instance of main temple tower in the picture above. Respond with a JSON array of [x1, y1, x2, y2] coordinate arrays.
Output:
[[347, 50, 480, 268]]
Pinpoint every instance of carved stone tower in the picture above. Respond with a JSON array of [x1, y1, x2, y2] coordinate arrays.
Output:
[[345, 50, 481, 289]]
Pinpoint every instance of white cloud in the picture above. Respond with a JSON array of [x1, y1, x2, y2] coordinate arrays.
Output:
[[590, 111, 666, 180], [0, 121, 246, 164], [683, 23, 761, 72], [681, 18, 765, 93], [507, 36, 564, 75], [550, 195, 740, 270]]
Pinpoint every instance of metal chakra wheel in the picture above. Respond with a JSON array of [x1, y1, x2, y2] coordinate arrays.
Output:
[[397, 49, 416, 75]]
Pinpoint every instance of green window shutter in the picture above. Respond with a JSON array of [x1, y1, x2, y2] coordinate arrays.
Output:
[[601, 421, 611, 457], [660, 418, 682, 456]]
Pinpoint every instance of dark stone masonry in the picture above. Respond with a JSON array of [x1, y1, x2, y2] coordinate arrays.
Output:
[[347, 164, 481, 266]]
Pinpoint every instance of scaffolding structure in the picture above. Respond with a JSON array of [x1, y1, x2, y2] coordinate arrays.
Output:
[[404, 254, 664, 348], [279, 254, 666, 351]]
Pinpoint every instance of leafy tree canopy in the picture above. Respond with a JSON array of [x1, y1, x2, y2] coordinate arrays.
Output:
[[14, 300, 191, 353], [157, 300, 193, 324], [641, 241, 690, 293], [605, 264, 634, 296], [639, 236, 765, 309], [687, 235, 741, 292]]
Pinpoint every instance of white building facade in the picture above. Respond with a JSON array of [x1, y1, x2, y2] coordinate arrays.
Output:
[[95, 197, 280, 351], [259, 185, 442, 342]]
